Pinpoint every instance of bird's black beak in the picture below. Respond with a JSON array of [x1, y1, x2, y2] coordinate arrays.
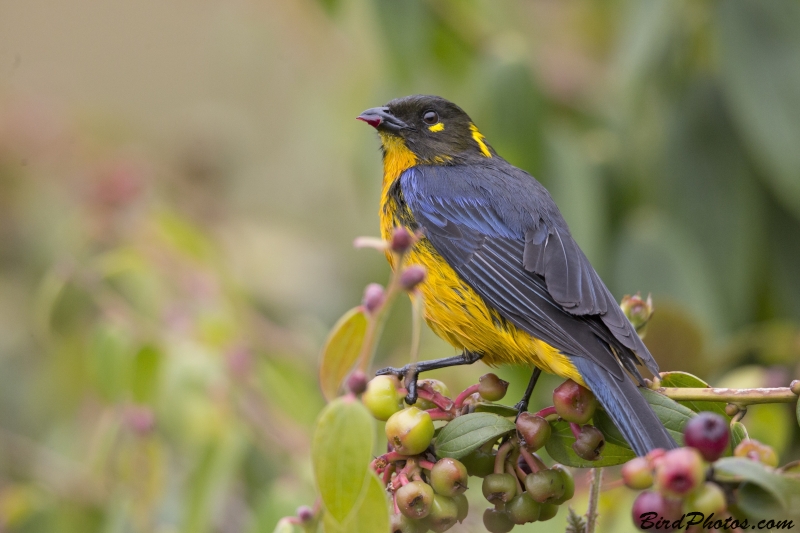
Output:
[[356, 107, 408, 133]]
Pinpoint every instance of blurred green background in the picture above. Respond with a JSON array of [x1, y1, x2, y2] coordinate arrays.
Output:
[[1, 1, 799, 532]]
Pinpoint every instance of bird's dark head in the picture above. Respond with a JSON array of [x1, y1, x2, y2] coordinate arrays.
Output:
[[357, 95, 494, 165]]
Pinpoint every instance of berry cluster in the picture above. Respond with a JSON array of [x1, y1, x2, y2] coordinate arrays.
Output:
[[361, 373, 605, 532], [625, 411, 779, 530]]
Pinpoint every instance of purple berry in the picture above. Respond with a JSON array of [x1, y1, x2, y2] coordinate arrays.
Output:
[[684, 412, 730, 462]]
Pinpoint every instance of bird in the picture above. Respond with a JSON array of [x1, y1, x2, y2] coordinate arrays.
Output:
[[357, 94, 677, 456]]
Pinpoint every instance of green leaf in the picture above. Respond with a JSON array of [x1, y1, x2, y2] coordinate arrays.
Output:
[[730, 422, 747, 450], [592, 409, 631, 449], [433, 412, 515, 459], [658, 372, 728, 417], [717, 0, 800, 221], [322, 473, 389, 533], [312, 397, 377, 525], [319, 308, 367, 401], [544, 420, 636, 468], [473, 403, 521, 417], [714, 457, 800, 519], [640, 388, 691, 445], [131, 345, 161, 403]]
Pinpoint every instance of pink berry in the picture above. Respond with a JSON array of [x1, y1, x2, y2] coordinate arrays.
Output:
[[655, 447, 705, 498], [631, 491, 683, 530]]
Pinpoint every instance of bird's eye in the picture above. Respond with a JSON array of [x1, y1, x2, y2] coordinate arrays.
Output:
[[422, 110, 439, 125]]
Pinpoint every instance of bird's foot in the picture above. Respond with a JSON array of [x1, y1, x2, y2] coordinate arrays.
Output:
[[375, 364, 420, 404]]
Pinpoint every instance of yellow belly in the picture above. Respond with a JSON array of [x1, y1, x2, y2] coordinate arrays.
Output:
[[382, 220, 583, 385]]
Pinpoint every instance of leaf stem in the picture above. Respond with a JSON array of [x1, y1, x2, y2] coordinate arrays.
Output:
[[494, 441, 514, 475], [455, 384, 480, 409], [534, 405, 557, 418]]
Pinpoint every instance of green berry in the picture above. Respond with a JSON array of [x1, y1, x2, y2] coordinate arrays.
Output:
[[390, 512, 428, 533], [685, 482, 727, 515], [461, 447, 496, 478], [549, 464, 575, 505], [452, 493, 468, 523], [553, 380, 598, 424], [363, 376, 403, 421], [482, 473, 517, 504], [396, 481, 434, 519], [430, 458, 468, 497], [414, 379, 451, 410], [525, 470, 565, 504], [483, 508, 514, 533], [385, 407, 435, 455], [516, 413, 552, 451], [734, 439, 779, 467], [507, 492, 541, 524], [538, 503, 559, 522], [428, 494, 458, 532], [478, 373, 509, 402], [621, 457, 654, 490]]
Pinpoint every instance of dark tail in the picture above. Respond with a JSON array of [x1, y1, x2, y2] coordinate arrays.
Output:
[[573, 357, 677, 456]]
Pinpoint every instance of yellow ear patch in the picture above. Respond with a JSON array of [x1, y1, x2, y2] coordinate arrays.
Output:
[[469, 123, 492, 158], [428, 122, 445, 132]]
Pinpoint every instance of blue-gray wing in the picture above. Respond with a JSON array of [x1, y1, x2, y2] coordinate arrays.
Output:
[[397, 164, 657, 378]]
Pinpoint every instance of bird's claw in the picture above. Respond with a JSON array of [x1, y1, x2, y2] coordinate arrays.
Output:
[[376, 364, 420, 405]]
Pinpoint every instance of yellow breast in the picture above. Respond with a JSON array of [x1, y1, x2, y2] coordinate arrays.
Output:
[[377, 137, 582, 384]]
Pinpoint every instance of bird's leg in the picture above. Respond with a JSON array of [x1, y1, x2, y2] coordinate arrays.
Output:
[[376, 351, 483, 404], [514, 367, 542, 417]]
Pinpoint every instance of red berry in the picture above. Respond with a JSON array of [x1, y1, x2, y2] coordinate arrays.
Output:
[[553, 380, 598, 424], [572, 425, 605, 461], [516, 413, 552, 451], [684, 412, 730, 462]]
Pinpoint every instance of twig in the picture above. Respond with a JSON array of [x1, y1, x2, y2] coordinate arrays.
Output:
[[585, 468, 602, 533], [356, 253, 407, 373], [656, 386, 797, 405]]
